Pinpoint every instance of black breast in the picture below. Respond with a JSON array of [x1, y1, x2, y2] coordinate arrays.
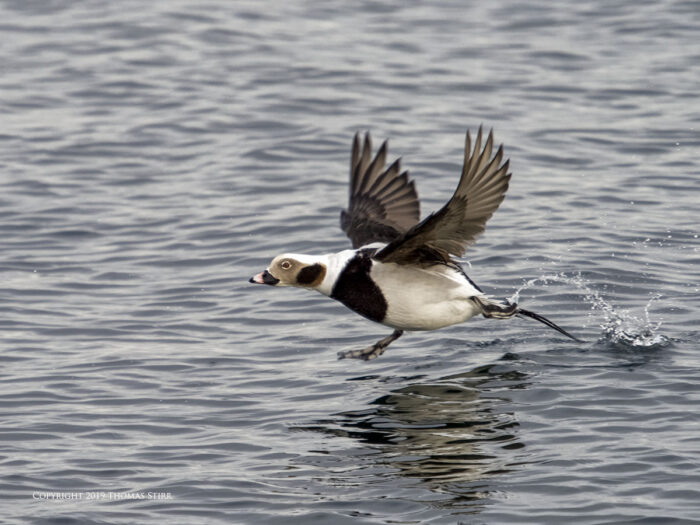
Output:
[[330, 249, 387, 323]]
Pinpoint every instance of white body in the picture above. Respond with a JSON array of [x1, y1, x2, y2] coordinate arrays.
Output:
[[370, 261, 481, 330], [313, 247, 482, 331]]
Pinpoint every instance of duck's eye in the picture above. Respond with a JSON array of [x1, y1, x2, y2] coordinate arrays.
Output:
[[280, 260, 292, 270]]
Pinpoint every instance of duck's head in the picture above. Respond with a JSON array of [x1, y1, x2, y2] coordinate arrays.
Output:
[[249, 254, 327, 288]]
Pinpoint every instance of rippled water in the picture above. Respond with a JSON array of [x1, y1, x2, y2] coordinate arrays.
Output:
[[1, 1, 699, 523]]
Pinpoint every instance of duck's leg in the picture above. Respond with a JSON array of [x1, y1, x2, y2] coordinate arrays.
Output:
[[471, 296, 518, 319], [337, 330, 404, 361]]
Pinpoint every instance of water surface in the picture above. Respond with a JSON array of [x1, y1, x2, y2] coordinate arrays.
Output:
[[1, 1, 699, 523]]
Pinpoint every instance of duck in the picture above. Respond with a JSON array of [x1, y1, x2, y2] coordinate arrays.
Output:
[[249, 128, 581, 360]]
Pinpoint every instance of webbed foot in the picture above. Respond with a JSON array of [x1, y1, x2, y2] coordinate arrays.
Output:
[[337, 330, 404, 361]]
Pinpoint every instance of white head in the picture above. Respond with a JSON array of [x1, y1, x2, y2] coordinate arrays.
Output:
[[249, 253, 328, 290]]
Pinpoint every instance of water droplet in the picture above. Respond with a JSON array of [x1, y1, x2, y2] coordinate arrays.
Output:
[[509, 272, 668, 350]]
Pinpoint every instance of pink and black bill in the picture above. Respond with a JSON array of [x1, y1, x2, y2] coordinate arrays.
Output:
[[249, 270, 279, 285]]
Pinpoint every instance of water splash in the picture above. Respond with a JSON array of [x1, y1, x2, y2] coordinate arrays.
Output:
[[509, 273, 670, 349]]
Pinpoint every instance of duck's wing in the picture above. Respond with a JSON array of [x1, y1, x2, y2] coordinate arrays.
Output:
[[340, 132, 420, 248], [375, 128, 511, 265]]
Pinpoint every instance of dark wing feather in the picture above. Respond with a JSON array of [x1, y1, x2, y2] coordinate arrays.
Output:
[[375, 127, 511, 265], [340, 132, 420, 248]]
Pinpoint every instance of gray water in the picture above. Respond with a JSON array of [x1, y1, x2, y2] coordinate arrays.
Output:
[[1, 1, 699, 523]]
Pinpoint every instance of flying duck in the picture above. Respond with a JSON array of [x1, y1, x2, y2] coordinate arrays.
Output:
[[250, 128, 580, 360]]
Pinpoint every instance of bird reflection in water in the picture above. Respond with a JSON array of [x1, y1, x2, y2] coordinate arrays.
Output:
[[296, 361, 530, 510]]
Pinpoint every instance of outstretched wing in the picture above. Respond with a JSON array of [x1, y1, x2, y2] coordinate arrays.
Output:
[[340, 132, 420, 248], [375, 127, 511, 265]]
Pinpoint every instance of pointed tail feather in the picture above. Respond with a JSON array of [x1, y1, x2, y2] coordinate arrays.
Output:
[[517, 308, 583, 342], [471, 296, 583, 342]]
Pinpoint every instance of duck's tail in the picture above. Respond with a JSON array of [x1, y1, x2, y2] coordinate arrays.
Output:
[[516, 307, 583, 342], [471, 296, 583, 342]]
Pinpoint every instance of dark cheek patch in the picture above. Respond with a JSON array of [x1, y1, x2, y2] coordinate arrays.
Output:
[[296, 263, 326, 286]]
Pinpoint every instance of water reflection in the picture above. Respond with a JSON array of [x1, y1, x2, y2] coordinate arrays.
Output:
[[298, 362, 530, 509]]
